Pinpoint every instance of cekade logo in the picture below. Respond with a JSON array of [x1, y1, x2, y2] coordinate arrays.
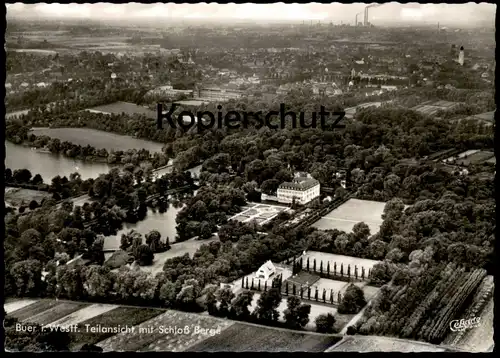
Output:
[[449, 317, 481, 332]]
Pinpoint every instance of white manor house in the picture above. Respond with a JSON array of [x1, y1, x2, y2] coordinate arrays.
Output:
[[277, 174, 320, 205]]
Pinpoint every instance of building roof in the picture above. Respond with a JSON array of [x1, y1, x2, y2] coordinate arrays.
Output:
[[279, 177, 319, 191], [257, 260, 276, 275]]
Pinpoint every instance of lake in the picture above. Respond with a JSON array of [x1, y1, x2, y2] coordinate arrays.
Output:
[[5, 140, 201, 182], [5, 141, 113, 181], [103, 205, 184, 251], [6, 140, 202, 250]]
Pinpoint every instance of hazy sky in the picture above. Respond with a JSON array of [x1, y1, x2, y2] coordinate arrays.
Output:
[[6, 2, 496, 26]]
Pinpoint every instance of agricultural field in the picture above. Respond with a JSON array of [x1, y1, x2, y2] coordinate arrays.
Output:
[[97, 310, 233, 352], [30, 127, 164, 153], [25, 302, 89, 326], [4, 187, 52, 207], [8, 300, 62, 322], [71, 307, 165, 348], [411, 100, 460, 117], [4, 299, 38, 314], [311, 199, 387, 235], [443, 275, 494, 352], [326, 336, 447, 352], [300, 251, 381, 274], [49, 304, 120, 327], [85, 101, 157, 119], [453, 298, 494, 352], [229, 203, 291, 225], [187, 323, 342, 352]]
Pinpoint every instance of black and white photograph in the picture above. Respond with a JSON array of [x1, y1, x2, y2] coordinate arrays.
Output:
[[3, 2, 496, 353]]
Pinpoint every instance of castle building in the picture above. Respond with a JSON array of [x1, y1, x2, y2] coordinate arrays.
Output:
[[277, 175, 320, 205]]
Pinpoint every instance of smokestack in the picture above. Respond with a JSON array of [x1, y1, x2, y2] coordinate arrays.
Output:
[[365, 4, 380, 26], [458, 46, 464, 66]]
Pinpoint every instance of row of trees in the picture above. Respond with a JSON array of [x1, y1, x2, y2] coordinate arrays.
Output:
[[352, 260, 487, 344]]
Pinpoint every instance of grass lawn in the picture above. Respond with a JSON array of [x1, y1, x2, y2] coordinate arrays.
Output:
[[187, 322, 342, 352], [286, 271, 321, 288], [314, 278, 349, 294], [70, 307, 164, 348], [311, 198, 386, 234], [85, 101, 157, 119], [300, 251, 380, 273], [5, 188, 52, 207]]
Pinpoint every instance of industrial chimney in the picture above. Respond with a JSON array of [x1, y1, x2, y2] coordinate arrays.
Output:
[[458, 46, 464, 66]]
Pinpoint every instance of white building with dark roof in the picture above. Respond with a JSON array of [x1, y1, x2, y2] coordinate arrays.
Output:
[[256, 260, 276, 281], [277, 175, 320, 205]]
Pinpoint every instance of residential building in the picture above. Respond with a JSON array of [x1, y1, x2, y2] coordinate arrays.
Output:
[[256, 260, 276, 281], [277, 175, 320, 205]]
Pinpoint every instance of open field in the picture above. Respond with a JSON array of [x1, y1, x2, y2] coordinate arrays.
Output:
[[4, 299, 38, 314], [98, 310, 233, 352], [48, 303, 120, 327], [443, 149, 481, 163], [455, 151, 495, 166], [313, 278, 348, 293], [286, 271, 321, 288], [229, 203, 292, 225], [327, 336, 447, 352], [300, 251, 381, 273], [411, 100, 460, 117], [5, 187, 52, 207], [188, 322, 342, 352], [12, 49, 59, 55], [30, 127, 164, 152], [85, 101, 157, 119], [132, 237, 219, 276], [26, 302, 88, 326], [311, 199, 387, 234], [71, 307, 165, 347], [8, 300, 62, 322]]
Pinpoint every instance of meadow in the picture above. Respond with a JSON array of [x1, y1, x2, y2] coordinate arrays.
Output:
[[187, 323, 342, 352], [311, 199, 387, 235]]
